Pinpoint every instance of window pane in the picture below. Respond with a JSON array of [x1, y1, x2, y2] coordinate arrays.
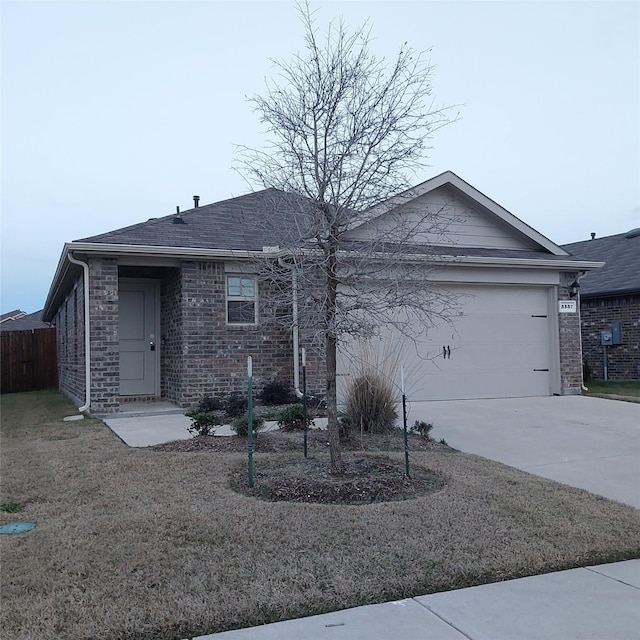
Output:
[[240, 277, 255, 297], [228, 301, 255, 323], [227, 276, 242, 296]]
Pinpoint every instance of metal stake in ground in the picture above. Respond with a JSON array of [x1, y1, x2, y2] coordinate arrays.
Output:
[[401, 366, 410, 479], [302, 347, 308, 458], [247, 356, 254, 488]]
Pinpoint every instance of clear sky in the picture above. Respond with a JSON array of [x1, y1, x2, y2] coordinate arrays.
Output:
[[1, 0, 638, 314]]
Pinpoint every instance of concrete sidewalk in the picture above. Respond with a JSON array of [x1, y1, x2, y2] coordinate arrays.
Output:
[[196, 560, 640, 639]]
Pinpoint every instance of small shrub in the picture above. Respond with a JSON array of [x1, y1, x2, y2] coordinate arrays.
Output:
[[276, 404, 314, 431], [409, 420, 434, 439], [224, 392, 248, 418], [583, 360, 592, 383], [338, 412, 353, 439], [199, 395, 224, 412], [186, 409, 221, 437], [344, 371, 398, 433], [0, 501, 21, 513], [259, 380, 293, 405], [231, 413, 265, 437]]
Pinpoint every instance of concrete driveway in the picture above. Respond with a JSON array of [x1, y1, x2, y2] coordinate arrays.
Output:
[[409, 395, 640, 508]]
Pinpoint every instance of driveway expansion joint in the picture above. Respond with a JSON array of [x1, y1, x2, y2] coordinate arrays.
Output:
[[412, 597, 475, 640], [585, 566, 640, 590]]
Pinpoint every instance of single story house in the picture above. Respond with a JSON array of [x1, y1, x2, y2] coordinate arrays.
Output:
[[43, 171, 601, 414], [562, 230, 640, 381]]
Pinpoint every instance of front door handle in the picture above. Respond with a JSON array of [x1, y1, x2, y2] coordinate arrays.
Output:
[[150, 341, 156, 351]]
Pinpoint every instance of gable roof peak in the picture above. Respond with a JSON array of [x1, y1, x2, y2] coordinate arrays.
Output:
[[357, 171, 568, 256]]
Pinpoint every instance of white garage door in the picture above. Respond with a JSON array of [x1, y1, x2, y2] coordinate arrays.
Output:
[[404, 285, 553, 400], [339, 285, 554, 402]]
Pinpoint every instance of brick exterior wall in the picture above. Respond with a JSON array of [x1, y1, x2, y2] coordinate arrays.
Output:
[[167, 261, 301, 407], [55, 275, 85, 406], [557, 271, 583, 394], [160, 267, 183, 402], [580, 294, 640, 381]]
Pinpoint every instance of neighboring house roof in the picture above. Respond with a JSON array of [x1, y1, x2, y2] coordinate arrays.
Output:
[[0, 309, 27, 323], [0, 310, 52, 332], [562, 229, 640, 298]]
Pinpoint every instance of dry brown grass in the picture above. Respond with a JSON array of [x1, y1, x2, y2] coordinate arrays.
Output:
[[1, 390, 639, 640]]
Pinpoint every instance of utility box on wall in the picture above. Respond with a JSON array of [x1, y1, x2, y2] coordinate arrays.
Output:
[[600, 330, 613, 346], [611, 320, 623, 344]]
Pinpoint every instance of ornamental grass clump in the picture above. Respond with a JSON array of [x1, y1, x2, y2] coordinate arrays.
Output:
[[344, 371, 398, 433], [342, 335, 406, 433]]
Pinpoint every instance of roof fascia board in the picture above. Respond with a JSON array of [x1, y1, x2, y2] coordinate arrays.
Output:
[[43, 242, 288, 321], [43, 245, 77, 321], [445, 174, 567, 256], [67, 242, 287, 260], [336, 250, 603, 270], [295, 246, 603, 270]]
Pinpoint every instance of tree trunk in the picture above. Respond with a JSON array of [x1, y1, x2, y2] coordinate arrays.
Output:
[[325, 331, 345, 474], [325, 231, 345, 475]]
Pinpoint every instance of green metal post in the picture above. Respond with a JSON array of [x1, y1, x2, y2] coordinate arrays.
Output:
[[247, 356, 254, 488], [302, 348, 308, 458], [401, 366, 410, 479]]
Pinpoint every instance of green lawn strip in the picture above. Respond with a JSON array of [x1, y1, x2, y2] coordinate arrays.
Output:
[[2, 390, 639, 640], [584, 381, 640, 402]]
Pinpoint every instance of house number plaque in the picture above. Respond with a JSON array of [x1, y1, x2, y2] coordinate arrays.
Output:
[[558, 300, 577, 313]]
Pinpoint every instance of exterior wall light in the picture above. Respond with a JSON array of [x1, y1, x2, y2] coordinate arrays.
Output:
[[569, 280, 580, 298]]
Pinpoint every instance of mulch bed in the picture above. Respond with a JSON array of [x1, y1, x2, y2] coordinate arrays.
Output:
[[152, 429, 449, 504], [151, 429, 443, 454], [232, 454, 446, 504]]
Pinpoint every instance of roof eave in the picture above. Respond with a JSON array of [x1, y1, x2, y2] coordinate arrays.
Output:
[[581, 288, 640, 299], [43, 242, 289, 321], [299, 246, 604, 270]]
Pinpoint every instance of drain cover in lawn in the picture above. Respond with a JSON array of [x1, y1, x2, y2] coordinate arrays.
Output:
[[0, 522, 35, 534]]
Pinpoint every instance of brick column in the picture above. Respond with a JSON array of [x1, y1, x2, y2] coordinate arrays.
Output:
[[558, 271, 583, 394], [88, 257, 119, 413]]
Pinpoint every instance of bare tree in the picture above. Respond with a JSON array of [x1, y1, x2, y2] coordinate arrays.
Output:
[[238, 2, 459, 473]]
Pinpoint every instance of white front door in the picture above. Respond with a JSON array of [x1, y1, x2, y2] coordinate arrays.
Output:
[[119, 280, 159, 396]]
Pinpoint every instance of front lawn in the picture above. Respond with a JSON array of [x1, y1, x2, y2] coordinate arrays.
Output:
[[1, 390, 639, 640]]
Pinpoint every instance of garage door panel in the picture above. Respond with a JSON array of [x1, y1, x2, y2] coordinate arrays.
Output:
[[425, 321, 547, 344], [409, 370, 550, 400], [338, 284, 554, 402]]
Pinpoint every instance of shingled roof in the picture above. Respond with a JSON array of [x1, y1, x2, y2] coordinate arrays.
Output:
[[77, 189, 299, 251], [0, 310, 52, 332], [562, 229, 640, 298]]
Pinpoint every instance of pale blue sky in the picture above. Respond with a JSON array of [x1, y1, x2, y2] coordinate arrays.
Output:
[[2, 0, 638, 313]]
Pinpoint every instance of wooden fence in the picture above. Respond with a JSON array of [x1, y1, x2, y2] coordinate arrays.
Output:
[[1, 328, 57, 394]]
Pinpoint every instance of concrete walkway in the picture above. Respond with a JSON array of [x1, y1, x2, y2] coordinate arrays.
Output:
[[101, 403, 328, 447], [195, 560, 640, 639]]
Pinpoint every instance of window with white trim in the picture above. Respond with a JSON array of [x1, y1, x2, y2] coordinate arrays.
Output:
[[226, 275, 257, 324]]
